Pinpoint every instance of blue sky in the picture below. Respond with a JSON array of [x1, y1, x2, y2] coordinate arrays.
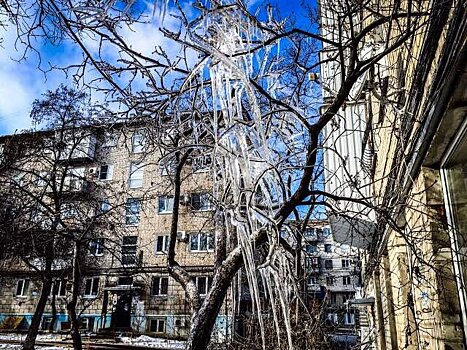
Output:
[[0, 0, 314, 135]]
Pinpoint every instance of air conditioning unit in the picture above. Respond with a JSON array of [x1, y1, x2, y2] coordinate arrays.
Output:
[[177, 231, 187, 242], [88, 167, 98, 177], [179, 194, 191, 206]]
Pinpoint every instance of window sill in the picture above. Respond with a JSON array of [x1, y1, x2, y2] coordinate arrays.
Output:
[[190, 250, 214, 253], [83, 295, 98, 299], [157, 211, 173, 215]]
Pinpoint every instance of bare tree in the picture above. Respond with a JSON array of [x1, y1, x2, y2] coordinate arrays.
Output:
[[0, 0, 438, 348]]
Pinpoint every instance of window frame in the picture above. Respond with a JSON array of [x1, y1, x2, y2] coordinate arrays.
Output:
[[89, 238, 104, 256], [121, 236, 138, 266], [343, 275, 351, 286], [83, 277, 99, 297], [149, 318, 166, 333], [151, 276, 169, 296], [132, 130, 145, 153], [99, 164, 114, 181], [195, 276, 213, 296], [158, 195, 174, 214], [155, 235, 169, 254], [190, 193, 213, 211], [129, 162, 144, 188], [189, 232, 214, 253], [125, 198, 141, 226], [16, 279, 30, 297]]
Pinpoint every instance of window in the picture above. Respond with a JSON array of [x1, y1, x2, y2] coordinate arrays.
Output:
[[36, 171, 49, 187], [129, 162, 144, 188], [84, 277, 99, 297], [155, 235, 169, 253], [159, 158, 176, 176], [51, 280, 67, 297], [89, 239, 104, 256], [61, 202, 79, 219], [308, 276, 318, 285], [121, 236, 137, 265], [330, 293, 337, 304], [192, 154, 212, 172], [344, 312, 355, 325], [151, 276, 169, 296], [149, 318, 165, 333], [12, 172, 25, 187], [64, 168, 86, 191], [102, 132, 117, 147], [100, 199, 111, 213], [125, 198, 141, 225], [326, 277, 335, 285], [322, 227, 331, 238], [16, 279, 29, 296], [306, 243, 317, 253], [79, 317, 95, 330], [324, 259, 333, 269], [343, 276, 351, 286], [118, 277, 133, 286], [341, 259, 351, 268], [132, 130, 145, 153], [196, 276, 213, 296], [158, 196, 174, 214], [327, 312, 338, 323], [99, 164, 114, 180], [304, 228, 317, 240], [191, 193, 212, 211], [190, 232, 214, 252], [324, 244, 332, 253], [305, 257, 319, 268]]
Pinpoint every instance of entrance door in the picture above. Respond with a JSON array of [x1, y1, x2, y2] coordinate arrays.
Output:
[[110, 291, 132, 328]]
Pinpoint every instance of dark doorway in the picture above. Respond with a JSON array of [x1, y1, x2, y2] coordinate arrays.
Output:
[[110, 291, 132, 329]]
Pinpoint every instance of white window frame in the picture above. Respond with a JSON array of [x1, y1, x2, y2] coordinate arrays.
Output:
[[125, 198, 141, 226], [16, 279, 30, 297], [83, 277, 99, 297], [155, 235, 169, 253], [192, 154, 212, 173], [190, 193, 213, 211], [343, 276, 351, 286], [151, 276, 169, 296], [132, 130, 145, 153], [102, 131, 117, 147], [36, 171, 49, 187], [89, 238, 104, 256], [341, 259, 351, 268], [150, 318, 166, 333], [129, 162, 144, 188], [98, 164, 114, 181], [121, 236, 138, 266], [159, 158, 176, 176], [51, 279, 67, 297], [189, 232, 214, 252], [195, 276, 212, 296], [64, 167, 85, 191], [100, 199, 111, 213], [158, 196, 174, 214]]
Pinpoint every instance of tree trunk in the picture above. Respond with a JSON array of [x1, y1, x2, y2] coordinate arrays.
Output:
[[23, 273, 53, 350], [187, 249, 243, 350], [67, 241, 82, 350], [48, 290, 57, 332]]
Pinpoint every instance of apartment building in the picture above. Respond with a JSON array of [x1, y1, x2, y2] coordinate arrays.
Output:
[[320, 0, 467, 349], [303, 221, 362, 344], [0, 123, 230, 340]]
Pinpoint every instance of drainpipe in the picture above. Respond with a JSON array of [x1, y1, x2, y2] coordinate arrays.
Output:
[[373, 270, 387, 350]]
